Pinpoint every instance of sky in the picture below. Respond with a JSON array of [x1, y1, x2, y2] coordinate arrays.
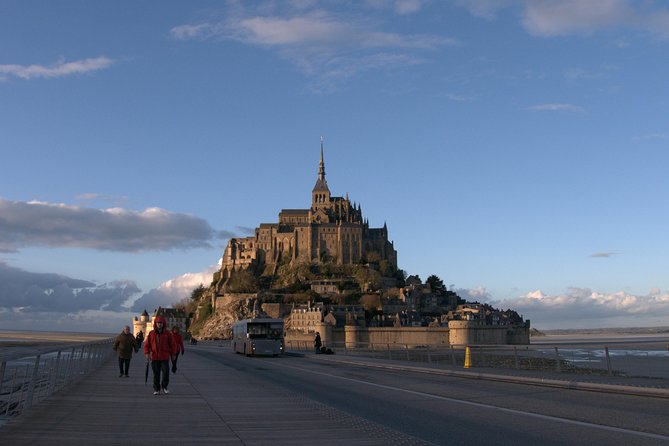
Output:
[[1, 0, 668, 333]]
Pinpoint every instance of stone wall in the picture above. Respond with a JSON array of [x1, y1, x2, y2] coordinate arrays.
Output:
[[284, 321, 530, 348]]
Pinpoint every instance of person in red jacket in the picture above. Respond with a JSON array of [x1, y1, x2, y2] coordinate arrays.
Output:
[[144, 316, 176, 395], [170, 325, 185, 373]]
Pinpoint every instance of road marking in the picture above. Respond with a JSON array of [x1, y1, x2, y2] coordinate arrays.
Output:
[[272, 361, 669, 442]]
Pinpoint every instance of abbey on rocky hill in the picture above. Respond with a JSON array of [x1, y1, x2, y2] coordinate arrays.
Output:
[[214, 140, 397, 288]]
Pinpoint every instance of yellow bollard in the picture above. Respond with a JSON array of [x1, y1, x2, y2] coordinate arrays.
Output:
[[464, 346, 471, 368]]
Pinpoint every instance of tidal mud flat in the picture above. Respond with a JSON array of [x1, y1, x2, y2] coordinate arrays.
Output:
[[0, 330, 113, 357]]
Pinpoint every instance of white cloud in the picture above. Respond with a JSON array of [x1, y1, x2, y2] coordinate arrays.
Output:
[[131, 266, 217, 312], [632, 133, 668, 142], [170, 23, 219, 40], [0, 198, 233, 253], [364, 0, 429, 15], [522, 0, 632, 37], [590, 252, 617, 258], [453, 0, 515, 20], [170, 5, 455, 92], [0, 57, 114, 81], [457, 1, 669, 39], [454, 285, 495, 303], [525, 103, 584, 112]]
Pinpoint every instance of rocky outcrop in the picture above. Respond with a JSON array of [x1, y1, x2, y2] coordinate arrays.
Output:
[[197, 297, 265, 340]]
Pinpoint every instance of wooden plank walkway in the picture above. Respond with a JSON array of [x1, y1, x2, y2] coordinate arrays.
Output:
[[0, 348, 427, 446]]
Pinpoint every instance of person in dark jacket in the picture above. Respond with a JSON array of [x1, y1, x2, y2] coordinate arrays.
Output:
[[144, 316, 177, 395], [135, 330, 144, 348], [113, 326, 138, 377], [170, 326, 185, 373], [314, 331, 322, 353]]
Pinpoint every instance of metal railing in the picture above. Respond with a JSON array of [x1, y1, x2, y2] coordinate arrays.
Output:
[[286, 340, 669, 380], [0, 338, 114, 419]]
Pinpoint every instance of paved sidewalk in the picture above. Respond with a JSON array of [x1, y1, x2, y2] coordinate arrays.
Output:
[[0, 349, 429, 445]]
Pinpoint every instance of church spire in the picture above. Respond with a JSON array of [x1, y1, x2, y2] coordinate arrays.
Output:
[[312, 136, 330, 209], [318, 136, 326, 181]]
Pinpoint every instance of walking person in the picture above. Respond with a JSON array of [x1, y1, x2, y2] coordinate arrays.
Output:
[[170, 326, 185, 373], [144, 316, 176, 395], [135, 330, 144, 349], [113, 326, 138, 378], [314, 331, 322, 354]]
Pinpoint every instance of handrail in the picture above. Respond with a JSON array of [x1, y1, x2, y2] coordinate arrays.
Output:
[[0, 337, 115, 418], [285, 339, 669, 379]]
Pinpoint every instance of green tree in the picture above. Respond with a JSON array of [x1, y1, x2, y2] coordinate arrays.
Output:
[[190, 284, 206, 301], [426, 274, 446, 295]]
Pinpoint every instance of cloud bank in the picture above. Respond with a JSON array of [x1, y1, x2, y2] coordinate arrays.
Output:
[[457, 285, 669, 329], [0, 262, 138, 313], [0, 198, 231, 253], [0, 261, 217, 332]]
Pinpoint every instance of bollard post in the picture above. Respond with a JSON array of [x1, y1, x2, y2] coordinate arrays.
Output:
[[605, 346, 613, 376], [464, 346, 472, 368], [405, 344, 410, 361]]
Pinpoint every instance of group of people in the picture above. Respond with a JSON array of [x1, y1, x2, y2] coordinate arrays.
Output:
[[112, 316, 185, 395]]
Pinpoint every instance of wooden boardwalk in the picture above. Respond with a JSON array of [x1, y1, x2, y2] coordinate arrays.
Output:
[[0, 348, 416, 446]]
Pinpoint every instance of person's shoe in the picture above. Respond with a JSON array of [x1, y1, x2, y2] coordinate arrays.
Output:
[[124, 374, 129, 378], [162, 388, 170, 395], [171, 365, 177, 373], [119, 374, 124, 377], [153, 391, 160, 395]]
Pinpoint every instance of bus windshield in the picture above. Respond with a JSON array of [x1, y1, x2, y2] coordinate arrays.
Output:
[[247, 322, 283, 339]]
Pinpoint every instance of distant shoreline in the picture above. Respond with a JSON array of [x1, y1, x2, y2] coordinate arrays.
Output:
[[537, 326, 669, 336], [0, 329, 115, 345]]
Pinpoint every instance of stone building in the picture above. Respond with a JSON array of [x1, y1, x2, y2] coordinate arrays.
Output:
[[213, 141, 397, 290], [133, 307, 189, 337], [289, 306, 323, 333]]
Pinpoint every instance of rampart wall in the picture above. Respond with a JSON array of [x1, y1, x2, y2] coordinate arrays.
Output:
[[285, 321, 530, 348]]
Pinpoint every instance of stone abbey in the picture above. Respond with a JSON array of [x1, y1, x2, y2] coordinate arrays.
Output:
[[214, 141, 397, 287]]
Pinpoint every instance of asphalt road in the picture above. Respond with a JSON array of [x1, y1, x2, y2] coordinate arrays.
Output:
[[192, 344, 669, 446]]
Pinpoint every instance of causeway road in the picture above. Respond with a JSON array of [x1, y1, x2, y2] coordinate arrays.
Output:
[[1, 342, 668, 445]]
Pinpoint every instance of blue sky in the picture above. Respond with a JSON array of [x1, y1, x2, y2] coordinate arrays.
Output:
[[1, 0, 668, 332]]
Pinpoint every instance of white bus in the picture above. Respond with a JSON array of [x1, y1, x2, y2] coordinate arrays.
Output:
[[232, 318, 285, 356]]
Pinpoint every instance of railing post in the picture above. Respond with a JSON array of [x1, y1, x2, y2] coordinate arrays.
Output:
[[387, 343, 391, 360], [0, 360, 6, 390], [50, 351, 62, 393], [405, 344, 410, 361], [605, 346, 613, 376], [66, 347, 76, 384], [554, 347, 561, 372], [514, 346, 519, 370], [24, 354, 41, 410]]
